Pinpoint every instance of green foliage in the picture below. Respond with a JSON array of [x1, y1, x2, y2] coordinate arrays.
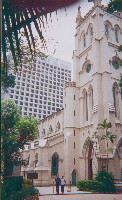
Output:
[[1, 99, 38, 176], [106, 0, 122, 13], [95, 168, 116, 192], [1, 183, 39, 200], [77, 168, 116, 192], [3, 176, 23, 196], [1, 68, 16, 90], [17, 115, 39, 148], [77, 180, 102, 192]]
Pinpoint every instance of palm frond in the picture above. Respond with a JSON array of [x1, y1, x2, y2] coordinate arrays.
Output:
[[2, 0, 79, 71]]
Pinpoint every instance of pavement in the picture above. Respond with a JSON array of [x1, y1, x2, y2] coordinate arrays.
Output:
[[36, 186, 122, 200]]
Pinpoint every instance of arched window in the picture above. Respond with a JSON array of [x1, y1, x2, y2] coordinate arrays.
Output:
[[113, 83, 120, 119], [112, 57, 120, 70], [86, 64, 91, 73], [105, 24, 109, 39], [83, 90, 88, 122], [83, 34, 86, 47], [88, 86, 93, 122], [115, 28, 119, 43], [104, 21, 112, 40], [90, 27, 93, 38], [52, 153, 59, 175]]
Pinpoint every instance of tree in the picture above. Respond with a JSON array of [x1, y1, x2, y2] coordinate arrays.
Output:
[[106, 0, 122, 13], [94, 119, 116, 172], [1, 99, 39, 176]]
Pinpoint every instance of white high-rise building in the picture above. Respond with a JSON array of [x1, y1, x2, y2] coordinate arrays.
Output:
[[9, 56, 71, 119]]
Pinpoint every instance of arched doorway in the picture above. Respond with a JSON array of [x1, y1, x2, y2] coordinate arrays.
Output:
[[52, 152, 59, 175], [72, 169, 76, 185], [83, 137, 94, 180]]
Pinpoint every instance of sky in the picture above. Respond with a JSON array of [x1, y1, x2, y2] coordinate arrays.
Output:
[[33, 0, 110, 66]]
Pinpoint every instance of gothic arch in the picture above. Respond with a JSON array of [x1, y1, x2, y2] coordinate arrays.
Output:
[[82, 60, 92, 73], [114, 24, 121, 31], [82, 137, 94, 179], [71, 169, 77, 185], [104, 20, 113, 28], [104, 20, 113, 39]]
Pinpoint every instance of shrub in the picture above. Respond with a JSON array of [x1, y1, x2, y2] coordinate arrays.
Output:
[[1, 181, 39, 200], [77, 168, 116, 193], [95, 168, 116, 192]]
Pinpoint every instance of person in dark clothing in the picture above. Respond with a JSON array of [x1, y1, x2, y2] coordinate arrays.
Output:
[[55, 174, 61, 194]]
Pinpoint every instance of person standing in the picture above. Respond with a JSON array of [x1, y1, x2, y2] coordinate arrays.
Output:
[[61, 176, 66, 194], [55, 174, 61, 194]]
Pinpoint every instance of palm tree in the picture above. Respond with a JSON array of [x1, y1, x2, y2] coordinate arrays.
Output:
[[97, 119, 116, 172], [2, 0, 79, 73]]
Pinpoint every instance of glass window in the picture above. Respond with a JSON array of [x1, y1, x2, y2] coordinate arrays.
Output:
[[86, 64, 91, 73], [115, 29, 119, 42]]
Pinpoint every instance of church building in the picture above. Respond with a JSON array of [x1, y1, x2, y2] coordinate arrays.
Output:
[[21, 0, 122, 186]]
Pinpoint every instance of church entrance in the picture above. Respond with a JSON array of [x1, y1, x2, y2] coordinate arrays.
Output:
[[72, 169, 76, 185]]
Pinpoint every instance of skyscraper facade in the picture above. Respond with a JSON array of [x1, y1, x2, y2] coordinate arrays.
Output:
[[9, 56, 71, 119]]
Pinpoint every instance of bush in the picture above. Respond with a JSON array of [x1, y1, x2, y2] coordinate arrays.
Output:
[[1, 181, 39, 200], [77, 180, 102, 192], [95, 168, 116, 192], [77, 168, 116, 193]]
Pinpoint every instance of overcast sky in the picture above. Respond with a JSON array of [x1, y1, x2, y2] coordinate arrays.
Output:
[[33, 0, 110, 66]]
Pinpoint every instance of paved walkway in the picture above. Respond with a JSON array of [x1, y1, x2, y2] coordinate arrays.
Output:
[[36, 186, 122, 200], [36, 186, 91, 195]]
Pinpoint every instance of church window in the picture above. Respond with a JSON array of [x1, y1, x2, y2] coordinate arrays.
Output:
[[74, 95, 75, 100], [74, 142, 75, 149], [74, 110, 75, 116], [105, 24, 109, 39], [74, 158, 75, 165], [74, 130, 75, 136], [115, 28, 119, 42], [86, 64, 91, 73], [112, 59, 119, 70], [113, 83, 120, 119], [83, 34, 86, 47], [52, 153, 59, 175], [90, 27, 93, 36], [83, 90, 88, 122]]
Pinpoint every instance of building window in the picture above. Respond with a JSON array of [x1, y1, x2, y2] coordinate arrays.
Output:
[[74, 110, 75, 116], [90, 27, 93, 39], [86, 64, 91, 73], [74, 130, 75, 136], [83, 34, 86, 47], [105, 24, 109, 39], [113, 83, 120, 119], [52, 153, 59, 175], [112, 59, 119, 70], [83, 90, 88, 122], [74, 158, 75, 165], [74, 142, 75, 149], [74, 95, 75, 100], [115, 29, 119, 42]]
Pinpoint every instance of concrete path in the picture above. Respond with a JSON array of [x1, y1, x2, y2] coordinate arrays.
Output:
[[39, 193, 122, 200], [36, 186, 91, 195], [36, 186, 122, 200]]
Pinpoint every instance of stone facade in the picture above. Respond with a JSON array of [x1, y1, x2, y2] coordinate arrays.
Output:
[[21, 1, 122, 185]]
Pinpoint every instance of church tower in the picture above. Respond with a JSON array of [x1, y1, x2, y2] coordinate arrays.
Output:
[[64, 0, 122, 181]]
